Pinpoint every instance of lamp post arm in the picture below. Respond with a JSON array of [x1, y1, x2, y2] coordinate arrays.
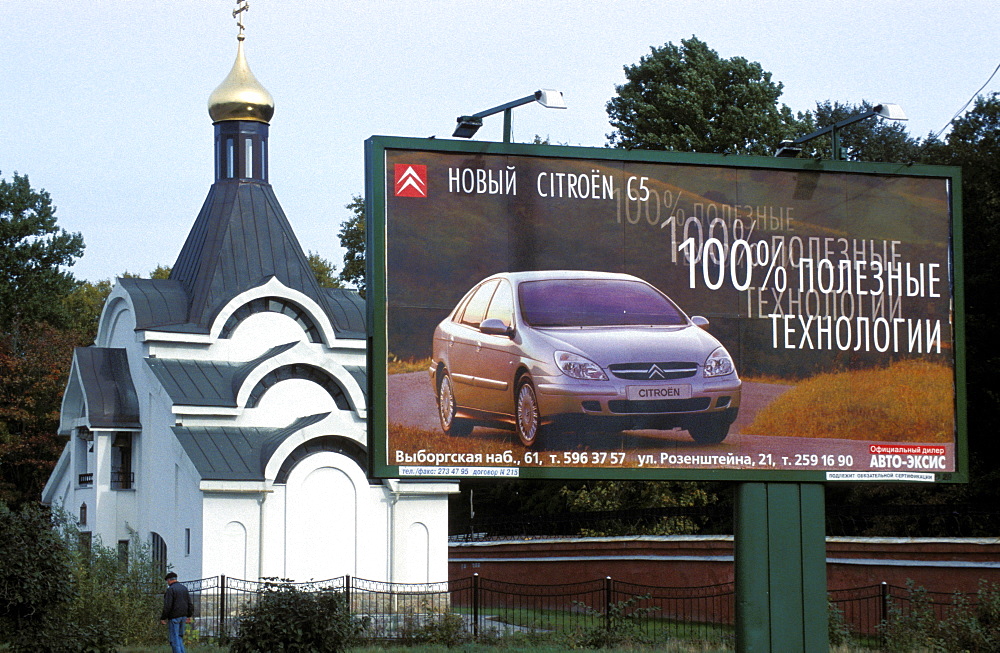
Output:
[[790, 110, 878, 146], [471, 95, 538, 119]]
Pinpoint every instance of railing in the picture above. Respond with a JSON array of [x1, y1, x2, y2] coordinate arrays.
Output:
[[78, 473, 93, 487], [111, 470, 134, 490], [174, 574, 985, 646]]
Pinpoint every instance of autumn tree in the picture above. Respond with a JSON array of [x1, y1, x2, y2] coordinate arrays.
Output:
[[0, 174, 87, 505]]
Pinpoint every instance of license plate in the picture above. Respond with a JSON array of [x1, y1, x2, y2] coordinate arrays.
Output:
[[626, 385, 692, 400]]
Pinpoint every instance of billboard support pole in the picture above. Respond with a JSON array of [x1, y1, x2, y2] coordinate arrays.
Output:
[[735, 482, 828, 652]]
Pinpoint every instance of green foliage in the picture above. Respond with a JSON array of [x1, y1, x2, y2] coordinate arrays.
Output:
[[0, 501, 76, 648], [337, 194, 366, 296], [0, 504, 167, 652], [0, 172, 85, 339], [937, 581, 1000, 652], [795, 101, 922, 162], [230, 579, 368, 653], [874, 580, 1000, 652], [399, 603, 470, 647], [925, 94, 1000, 468], [61, 528, 164, 649], [62, 278, 113, 343], [560, 481, 715, 536], [606, 36, 798, 154], [827, 601, 850, 648], [567, 593, 660, 649], [307, 250, 342, 289]]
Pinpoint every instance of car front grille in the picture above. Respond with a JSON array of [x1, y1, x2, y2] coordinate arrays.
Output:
[[607, 398, 711, 414], [608, 362, 698, 380]]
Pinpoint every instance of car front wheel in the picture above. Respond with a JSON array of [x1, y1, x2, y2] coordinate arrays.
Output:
[[515, 377, 545, 447], [438, 372, 473, 437], [687, 413, 731, 444]]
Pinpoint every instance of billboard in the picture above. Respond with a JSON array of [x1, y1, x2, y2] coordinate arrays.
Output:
[[366, 137, 965, 483]]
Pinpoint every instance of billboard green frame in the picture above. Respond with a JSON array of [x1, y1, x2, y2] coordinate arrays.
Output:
[[365, 135, 966, 484]]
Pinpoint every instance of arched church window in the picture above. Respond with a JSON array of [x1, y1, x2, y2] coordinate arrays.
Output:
[[220, 296, 322, 343], [150, 532, 167, 578], [245, 364, 349, 410]]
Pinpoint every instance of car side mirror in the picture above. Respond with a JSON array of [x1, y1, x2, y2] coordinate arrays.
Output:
[[479, 318, 513, 337], [691, 315, 710, 330]]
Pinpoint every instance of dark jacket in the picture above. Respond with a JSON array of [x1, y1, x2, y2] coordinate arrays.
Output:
[[161, 581, 194, 621]]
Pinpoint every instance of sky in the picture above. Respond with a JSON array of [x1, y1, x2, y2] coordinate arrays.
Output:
[[2, 0, 998, 283]]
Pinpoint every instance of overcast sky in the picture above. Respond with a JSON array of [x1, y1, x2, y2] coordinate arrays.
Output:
[[2, 0, 998, 282]]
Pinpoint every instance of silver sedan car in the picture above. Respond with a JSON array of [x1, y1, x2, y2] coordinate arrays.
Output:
[[430, 271, 741, 447]]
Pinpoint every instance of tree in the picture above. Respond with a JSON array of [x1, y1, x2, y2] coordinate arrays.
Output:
[[0, 501, 76, 649], [795, 100, 922, 162], [559, 481, 715, 536], [606, 36, 799, 154], [0, 173, 85, 342], [307, 251, 342, 289], [338, 195, 366, 296], [923, 94, 1000, 468]]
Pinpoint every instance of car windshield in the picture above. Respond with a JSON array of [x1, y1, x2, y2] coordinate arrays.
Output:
[[518, 278, 686, 327]]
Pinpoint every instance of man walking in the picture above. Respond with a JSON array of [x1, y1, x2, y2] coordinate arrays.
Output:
[[160, 572, 194, 653]]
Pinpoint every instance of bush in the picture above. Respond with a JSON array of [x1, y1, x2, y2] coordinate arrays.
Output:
[[398, 603, 470, 646], [0, 502, 165, 652], [230, 580, 368, 653], [567, 593, 660, 649], [0, 501, 76, 651], [62, 530, 163, 648], [879, 580, 1000, 652]]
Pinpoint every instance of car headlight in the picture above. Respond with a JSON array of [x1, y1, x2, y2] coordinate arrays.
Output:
[[703, 347, 735, 377], [554, 351, 608, 380]]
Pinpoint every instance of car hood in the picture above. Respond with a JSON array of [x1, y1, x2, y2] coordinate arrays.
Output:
[[527, 324, 725, 366]]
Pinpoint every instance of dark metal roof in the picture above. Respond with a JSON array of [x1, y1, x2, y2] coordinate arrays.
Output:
[[116, 278, 195, 332], [73, 347, 141, 429], [169, 180, 363, 335], [146, 342, 296, 407], [343, 364, 367, 401], [116, 180, 366, 339], [321, 288, 366, 338], [172, 413, 329, 481]]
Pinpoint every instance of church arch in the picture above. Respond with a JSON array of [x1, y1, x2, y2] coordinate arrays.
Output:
[[283, 452, 363, 582], [273, 436, 367, 484], [246, 364, 350, 410], [220, 296, 322, 343]]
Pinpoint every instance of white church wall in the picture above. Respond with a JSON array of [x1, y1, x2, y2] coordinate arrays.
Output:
[[202, 492, 261, 581], [385, 481, 459, 584], [277, 451, 389, 583]]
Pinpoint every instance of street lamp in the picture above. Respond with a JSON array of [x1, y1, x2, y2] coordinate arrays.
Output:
[[453, 89, 567, 143], [775, 103, 907, 160]]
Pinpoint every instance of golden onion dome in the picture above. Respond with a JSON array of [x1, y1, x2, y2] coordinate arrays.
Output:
[[208, 36, 274, 124]]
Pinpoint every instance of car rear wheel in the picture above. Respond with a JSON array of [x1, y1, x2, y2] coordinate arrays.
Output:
[[438, 372, 473, 437], [687, 413, 731, 444], [515, 377, 545, 447]]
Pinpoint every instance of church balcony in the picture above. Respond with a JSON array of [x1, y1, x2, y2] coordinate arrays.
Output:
[[111, 470, 134, 490]]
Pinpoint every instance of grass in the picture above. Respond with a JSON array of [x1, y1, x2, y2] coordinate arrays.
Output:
[[389, 423, 525, 459], [747, 359, 954, 442], [388, 355, 433, 375]]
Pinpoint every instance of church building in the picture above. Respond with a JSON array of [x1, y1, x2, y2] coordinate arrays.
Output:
[[42, 22, 457, 584]]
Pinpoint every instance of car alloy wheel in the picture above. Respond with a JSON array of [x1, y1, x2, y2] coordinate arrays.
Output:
[[515, 378, 542, 447], [438, 372, 472, 436]]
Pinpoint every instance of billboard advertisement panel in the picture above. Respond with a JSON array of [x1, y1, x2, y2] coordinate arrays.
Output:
[[367, 137, 965, 483]]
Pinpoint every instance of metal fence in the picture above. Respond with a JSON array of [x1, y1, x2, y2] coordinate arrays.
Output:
[[177, 574, 986, 646]]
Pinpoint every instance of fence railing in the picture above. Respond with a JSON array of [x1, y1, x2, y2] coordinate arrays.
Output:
[[177, 574, 986, 646]]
